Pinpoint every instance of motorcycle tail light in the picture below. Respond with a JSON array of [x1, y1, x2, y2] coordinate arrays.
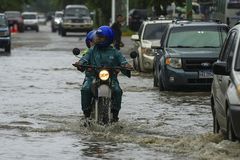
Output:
[[99, 70, 109, 81]]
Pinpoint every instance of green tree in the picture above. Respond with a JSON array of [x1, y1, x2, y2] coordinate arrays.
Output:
[[0, 0, 32, 12]]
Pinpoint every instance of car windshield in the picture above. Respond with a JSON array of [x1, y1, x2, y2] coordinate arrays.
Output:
[[0, 15, 7, 27], [55, 13, 63, 18], [5, 12, 20, 18], [167, 26, 228, 48], [23, 14, 37, 19], [143, 23, 168, 40], [65, 8, 89, 17]]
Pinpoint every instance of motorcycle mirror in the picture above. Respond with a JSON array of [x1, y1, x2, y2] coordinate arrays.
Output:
[[130, 51, 138, 59], [72, 48, 80, 56]]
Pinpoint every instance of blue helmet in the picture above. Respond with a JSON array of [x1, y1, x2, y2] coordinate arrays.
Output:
[[85, 30, 96, 48], [95, 26, 114, 47]]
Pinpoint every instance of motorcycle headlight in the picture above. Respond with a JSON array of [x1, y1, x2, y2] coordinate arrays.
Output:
[[99, 70, 110, 81], [165, 57, 182, 68]]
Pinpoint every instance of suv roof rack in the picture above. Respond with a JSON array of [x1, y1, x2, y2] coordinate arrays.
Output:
[[147, 15, 167, 21], [172, 18, 223, 24]]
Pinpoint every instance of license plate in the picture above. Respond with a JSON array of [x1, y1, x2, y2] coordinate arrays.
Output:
[[199, 70, 213, 79]]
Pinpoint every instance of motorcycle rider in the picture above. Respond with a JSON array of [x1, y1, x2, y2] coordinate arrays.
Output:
[[78, 26, 132, 122], [80, 30, 96, 57]]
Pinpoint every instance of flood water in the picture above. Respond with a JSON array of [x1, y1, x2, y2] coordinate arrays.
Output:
[[0, 24, 239, 160]]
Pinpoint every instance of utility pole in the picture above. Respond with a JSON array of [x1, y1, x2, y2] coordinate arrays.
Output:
[[126, 0, 129, 26], [186, 0, 192, 20], [111, 0, 116, 25]]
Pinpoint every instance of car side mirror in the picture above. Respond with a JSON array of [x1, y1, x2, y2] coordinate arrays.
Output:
[[213, 61, 230, 75], [130, 51, 138, 59], [131, 34, 139, 41], [72, 48, 80, 56]]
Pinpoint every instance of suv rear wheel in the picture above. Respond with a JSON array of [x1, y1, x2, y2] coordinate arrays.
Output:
[[5, 43, 11, 53], [36, 27, 39, 32], [61, 29, 66, 36], [158, 71, 165, 91], [153, 68, 159, 87]]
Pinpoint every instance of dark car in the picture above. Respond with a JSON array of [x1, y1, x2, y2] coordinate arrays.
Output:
[[211, 24, 240, 141], [152, 21, 229, 91], [0, 14, 11, 53], [129, 9, 148, 32], [4, 11, 24, 32]]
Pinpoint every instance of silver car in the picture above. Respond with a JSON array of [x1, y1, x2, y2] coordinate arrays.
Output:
[[131, 18, 172, 72], [211, 23, 240, 141], [22, 12, 39, 32]]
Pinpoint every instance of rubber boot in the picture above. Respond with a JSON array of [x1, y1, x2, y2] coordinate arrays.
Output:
[[83, 110, 91, 127], [112, 109, 119, 122]]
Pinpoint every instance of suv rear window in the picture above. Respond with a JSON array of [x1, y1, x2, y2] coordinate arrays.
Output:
[[143, 23, 168, 40], [5, 12, 20, 18], [23, 14, 37, 19], [65, 8, 89, 17], [167, 26, 228, 48]]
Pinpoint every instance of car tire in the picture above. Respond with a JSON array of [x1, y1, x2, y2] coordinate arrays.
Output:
[[5, 43, 11, 53], [213, 111, 220, 134], [36, 27, 39, 32], [19, 26, 24, 33], [52, 27, 56, 32], [133, 57, 139, 71], [153, 68, 159, 87], [138, 53, 145, 72], [61, 29, 66, 37], [227, 108, 237, 141], [158, 70, 165, 91]]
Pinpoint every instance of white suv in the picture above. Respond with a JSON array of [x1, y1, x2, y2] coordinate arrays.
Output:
[[22, 12, 39, 32], [131, 18, 172, 72]]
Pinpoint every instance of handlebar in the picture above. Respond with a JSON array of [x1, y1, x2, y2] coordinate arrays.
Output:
[[72, 63, 134, 71]]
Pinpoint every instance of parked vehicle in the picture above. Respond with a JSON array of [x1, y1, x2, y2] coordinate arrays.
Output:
[[22, 12, 39, 32], [131, 18, 172, 72], [51, 11, 63, 32], [129, 9, 148, 32], [0, 14, 11, 53], [38, 14, 47, 25], [59, 5, 93, 36], [166, 2, 204, 20], [211, 24, 240, 141], [152, 20, 229, 90], [211, 0, 240, 27], [4, 11, 24, 32]]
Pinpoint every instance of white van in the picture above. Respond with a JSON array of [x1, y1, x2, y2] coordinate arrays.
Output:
[[22, 12, 39, 32]]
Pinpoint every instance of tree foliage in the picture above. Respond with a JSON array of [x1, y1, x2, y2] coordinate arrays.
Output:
[[0, 0, 185, 25], [0, 0, 32, 12]]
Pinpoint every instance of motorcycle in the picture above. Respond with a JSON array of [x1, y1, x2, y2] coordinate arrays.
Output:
[[72, 48, 137, 125]]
